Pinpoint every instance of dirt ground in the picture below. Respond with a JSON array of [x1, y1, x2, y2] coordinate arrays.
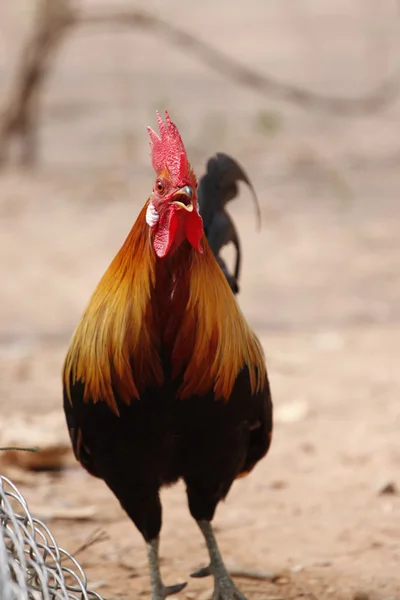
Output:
[[1, 2, 400, 599]]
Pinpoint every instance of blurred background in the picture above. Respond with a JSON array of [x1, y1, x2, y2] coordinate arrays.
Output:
[[0, 2, 399, 599]]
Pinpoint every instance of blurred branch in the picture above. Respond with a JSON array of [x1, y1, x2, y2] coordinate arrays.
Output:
[[78, 8, 400, 116], [0, 447, 39, 452], [0, 0, 75, 167], [1, 3, 400, 167]]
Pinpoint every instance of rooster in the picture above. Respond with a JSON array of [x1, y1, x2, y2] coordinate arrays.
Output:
[[198, 153, 261, 295], [63, 111, 273, 600]]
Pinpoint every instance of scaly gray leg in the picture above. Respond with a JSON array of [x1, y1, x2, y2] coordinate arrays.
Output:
[[147, 538, 187, 600], [191, 521, 247, 600]]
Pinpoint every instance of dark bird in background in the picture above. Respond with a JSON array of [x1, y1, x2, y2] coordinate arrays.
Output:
[[198, 152, 261, 295], [63, 111, 272, 600]]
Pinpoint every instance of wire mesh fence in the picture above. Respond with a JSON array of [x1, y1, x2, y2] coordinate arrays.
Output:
[[0, 474, 104, 600]]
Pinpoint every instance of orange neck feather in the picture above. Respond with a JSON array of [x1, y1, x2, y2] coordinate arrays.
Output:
[[171, 237, 266, 400], [63, 203, 266, 413]]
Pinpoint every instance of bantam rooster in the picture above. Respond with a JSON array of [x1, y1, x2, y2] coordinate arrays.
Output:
[[198, 153, 261, 295], [63, 111, 273, 600]]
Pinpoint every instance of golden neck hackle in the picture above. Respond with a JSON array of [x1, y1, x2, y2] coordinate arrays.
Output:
[[63, 205, 266, 413]]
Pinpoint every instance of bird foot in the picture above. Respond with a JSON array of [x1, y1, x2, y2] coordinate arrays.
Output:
[[211, 579, 248, 600], [193, 522, 249, 600], [191, 566, 247, 600], [152, 581, 187, 600]]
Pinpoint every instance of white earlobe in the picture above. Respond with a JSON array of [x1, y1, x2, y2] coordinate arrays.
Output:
[[146, 202, 160, 227]]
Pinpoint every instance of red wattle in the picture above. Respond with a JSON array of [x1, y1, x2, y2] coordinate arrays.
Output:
[[153, 209, 178, 258], [186, 211, 204, 254]]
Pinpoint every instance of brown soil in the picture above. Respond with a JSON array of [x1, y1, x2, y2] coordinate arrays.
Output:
[[1, 2, 399, 599]]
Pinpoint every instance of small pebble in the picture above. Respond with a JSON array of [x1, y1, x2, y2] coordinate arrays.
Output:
[[275, 576, 289, 585], [270, 479, 287, 490], [353, 592, 370, 600], [291, 564, 303, 573], [315, 559, 331, 567], [300, 442, 316, 454], [377, 481, 397, 495]]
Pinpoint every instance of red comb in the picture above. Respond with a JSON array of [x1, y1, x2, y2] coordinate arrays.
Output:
[[147, 110, 189, 179]]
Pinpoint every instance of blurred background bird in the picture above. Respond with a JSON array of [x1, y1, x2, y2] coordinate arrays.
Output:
[[63, 111, 272, 600], [198, 152, 261, 295]]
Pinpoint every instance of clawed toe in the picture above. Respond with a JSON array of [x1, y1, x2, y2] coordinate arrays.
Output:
[[163, 581, 187, 597], [190, 567, 247, 600], [191, 565, 212, 578], [152, 581, 187, 600]]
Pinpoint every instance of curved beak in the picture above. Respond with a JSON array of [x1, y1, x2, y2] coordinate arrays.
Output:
[[172, 185, 194, 212]]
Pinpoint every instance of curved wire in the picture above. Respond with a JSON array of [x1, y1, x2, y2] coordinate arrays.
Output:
[[0, 475, 104, 600]]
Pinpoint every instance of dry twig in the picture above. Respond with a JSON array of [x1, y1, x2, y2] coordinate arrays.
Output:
[[67, 528, 109, 560], [78, 7, 400, 116], [0, 447, 39, 452], [227, 566, 279, 581]]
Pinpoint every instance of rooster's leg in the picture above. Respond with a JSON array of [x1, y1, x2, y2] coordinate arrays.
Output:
[[192, 520, 247, 600], [147, 538, 187, 600]]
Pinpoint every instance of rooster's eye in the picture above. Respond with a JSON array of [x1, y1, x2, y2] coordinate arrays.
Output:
[[155, 179, 165, 195]]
